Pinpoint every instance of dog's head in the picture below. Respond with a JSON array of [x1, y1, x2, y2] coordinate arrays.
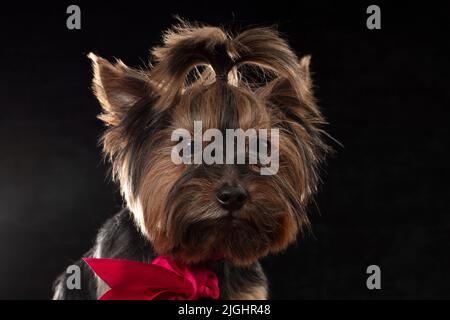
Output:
[[90, 23, 329, 266]]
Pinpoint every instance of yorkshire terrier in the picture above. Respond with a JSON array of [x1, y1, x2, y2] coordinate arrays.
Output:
[[53, 22, 329, 300]]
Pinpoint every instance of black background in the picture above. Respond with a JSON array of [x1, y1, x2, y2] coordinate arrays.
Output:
[[1, 1, 449, 299]]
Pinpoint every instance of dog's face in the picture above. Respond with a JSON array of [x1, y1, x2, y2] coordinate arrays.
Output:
[[90, 25, 328, 266]]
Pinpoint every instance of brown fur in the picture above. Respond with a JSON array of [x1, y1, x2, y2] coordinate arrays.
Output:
[[89, 21, 329, 269]]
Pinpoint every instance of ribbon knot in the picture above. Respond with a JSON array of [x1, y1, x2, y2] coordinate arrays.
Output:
[[200, 286, 211, 297], [83, 256, 219, 300]]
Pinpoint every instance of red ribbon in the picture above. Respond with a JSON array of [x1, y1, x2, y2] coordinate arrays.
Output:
[[83, 256, 219, 300]]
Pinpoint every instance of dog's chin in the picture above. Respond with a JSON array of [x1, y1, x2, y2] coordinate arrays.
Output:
[[170, 216, 278, 267], [173, 244, 266, 267]]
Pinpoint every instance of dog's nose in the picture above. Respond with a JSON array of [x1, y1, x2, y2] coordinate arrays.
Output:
[[216, 184, 248, 211]]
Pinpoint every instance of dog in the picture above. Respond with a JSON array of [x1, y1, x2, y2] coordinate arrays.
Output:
[[53, 22, 330, 300]]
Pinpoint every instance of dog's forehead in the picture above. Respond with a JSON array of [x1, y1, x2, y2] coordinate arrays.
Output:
[[170, 85, 271, 132]]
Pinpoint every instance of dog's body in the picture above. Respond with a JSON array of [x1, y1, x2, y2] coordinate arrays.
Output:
[[53, 22, 329, 300], [53, 209, 267, 299]]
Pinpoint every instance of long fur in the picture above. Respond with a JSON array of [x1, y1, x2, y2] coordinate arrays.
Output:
[[53, 21, 329, 300]]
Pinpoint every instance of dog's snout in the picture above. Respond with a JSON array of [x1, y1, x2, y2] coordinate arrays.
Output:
[[216, 184, 248, 211]]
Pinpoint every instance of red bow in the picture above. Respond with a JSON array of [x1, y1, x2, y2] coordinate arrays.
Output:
[[83, 256, 220, 300]]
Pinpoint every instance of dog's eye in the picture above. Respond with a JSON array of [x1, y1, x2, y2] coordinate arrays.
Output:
[[257, 139, 272, 156], [187, 141, 195, 156], [177, 137, 196, 162]]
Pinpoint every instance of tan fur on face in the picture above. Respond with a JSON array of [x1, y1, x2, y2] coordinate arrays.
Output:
[[90, 21, 330, 266], [228, 286, 268, 300]]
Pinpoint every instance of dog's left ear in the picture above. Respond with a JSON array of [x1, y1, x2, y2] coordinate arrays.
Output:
[[258, 54, 320, 120], [298, 55, 312, 92], [259, 54, 329, 197], [88, 53, 151, 126]]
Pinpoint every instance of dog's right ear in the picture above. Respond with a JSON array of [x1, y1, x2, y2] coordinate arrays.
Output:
[[88, 53, 151, 126]]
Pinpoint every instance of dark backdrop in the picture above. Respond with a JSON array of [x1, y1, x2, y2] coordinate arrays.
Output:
[[1, 1, 449, 299]]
